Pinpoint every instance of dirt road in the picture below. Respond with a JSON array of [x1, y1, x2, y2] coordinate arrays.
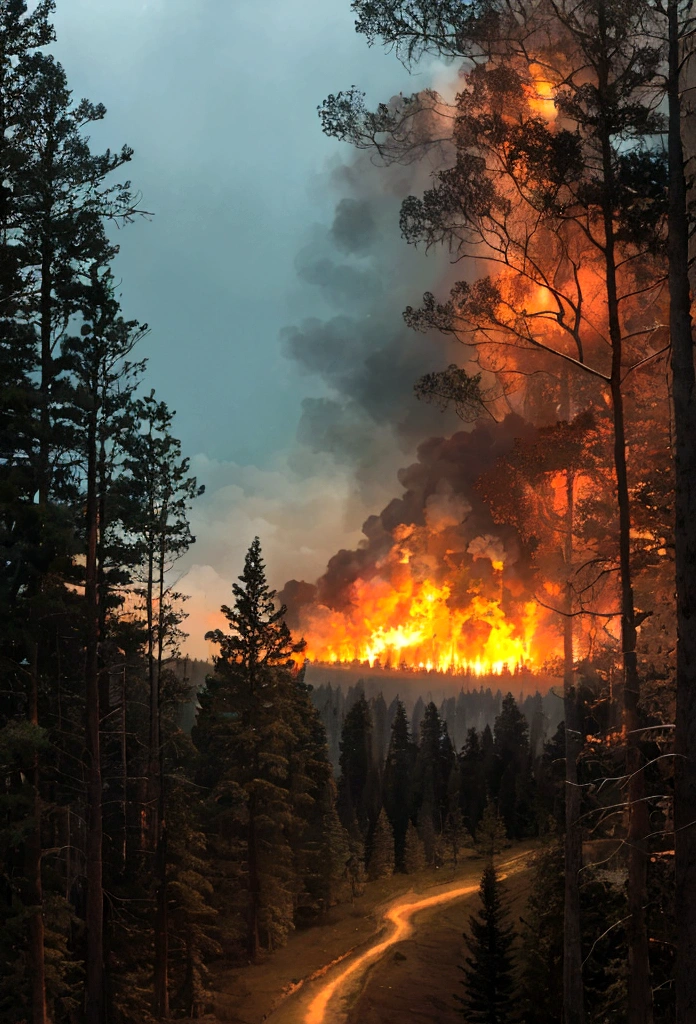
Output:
[[268, 849, 530, 1024]]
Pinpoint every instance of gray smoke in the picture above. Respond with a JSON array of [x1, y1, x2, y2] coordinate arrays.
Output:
[[282, 147, 464, 498]]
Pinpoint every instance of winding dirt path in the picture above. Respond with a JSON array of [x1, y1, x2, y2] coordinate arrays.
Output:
[[269, 850, 529, 1024]]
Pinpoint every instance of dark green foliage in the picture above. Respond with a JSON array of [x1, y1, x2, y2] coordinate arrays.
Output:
[[367, 808, 395, 880], [518, 842, 564, 1024], [412, 701, 455, 833], [195, 539, 334, 957], [474, 800, 508, 860], [337, 694, 374, 830], [492, 693, 535, 839], [383, 700, 416, 869], [459, 727, 488, 836], [456, 864, 517, 1023], [403, 821, 426, 873]]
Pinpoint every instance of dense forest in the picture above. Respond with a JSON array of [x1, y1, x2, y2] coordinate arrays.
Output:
[[2, 0, 696, 1023]]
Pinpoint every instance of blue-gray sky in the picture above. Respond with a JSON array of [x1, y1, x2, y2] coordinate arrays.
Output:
[[52, 0, 458, 654]]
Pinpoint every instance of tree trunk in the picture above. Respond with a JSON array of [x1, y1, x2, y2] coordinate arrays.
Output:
[[120, 667, 128, 878], [248, 788, 260, 960], [610, 291, 652, 1024], [596, 10, 652, 1017], [668, 4, 696, 1020], [24, 209, 55, 1024], [27, 642, 48, 1024], [562, 471, 584, 1024], [85, 404, 104, 1024], [153, 776, 169, 1017], [153, 506, 170, 1015], [147, 536, 159, 851]]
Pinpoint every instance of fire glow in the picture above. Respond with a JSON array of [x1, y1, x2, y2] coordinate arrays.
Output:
[[302, 579, 542, 675], [294, 506, 562, 676]]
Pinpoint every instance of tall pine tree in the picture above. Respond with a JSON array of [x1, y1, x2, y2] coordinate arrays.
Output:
[[456, 865, 517, 1024]]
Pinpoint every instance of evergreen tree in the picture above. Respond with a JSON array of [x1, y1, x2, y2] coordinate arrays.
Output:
[[456, 865, 517, 1024], [371, 692, 389, 768], [412, 701, 455, 833], [337, 694, 374, 830], [493, 693, 534, 839], [518, 841, 564, 1024], [475, 800, 508, 860], [444, 808, 470, 871], [459, 728, 487, 837], [194, 538, 308, 959], [383, 700, 416, 869], [411, 695, 425, 742], [0, 5, 145, 1018], [367, 808, 395, 880], [163, 734, 221, 1020], [116, 392, 203, 1012], [403, 821, 426, 874], [345, 813, 367, 901], [311, 806, 351, 913]]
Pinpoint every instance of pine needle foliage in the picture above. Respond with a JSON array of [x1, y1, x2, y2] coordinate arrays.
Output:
[[195, 538, 333, 958], [456, 865, 517, 1024], [403, 821, 426, 874], [368, 808, 395, 880]]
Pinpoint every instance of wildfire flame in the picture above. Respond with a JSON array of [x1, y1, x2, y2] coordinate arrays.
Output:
[[527, 62, 556, 119], [296, 513, 561, 676]]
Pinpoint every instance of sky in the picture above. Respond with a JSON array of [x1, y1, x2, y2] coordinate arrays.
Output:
[[51, 0, 456, 656]]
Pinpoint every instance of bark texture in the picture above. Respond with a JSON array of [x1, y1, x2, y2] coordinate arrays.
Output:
[[669, 5, 696, 1020]]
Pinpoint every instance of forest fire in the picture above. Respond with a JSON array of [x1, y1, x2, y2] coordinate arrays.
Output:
[[282, 420, 565, 678], [300, 577, 546, 675]]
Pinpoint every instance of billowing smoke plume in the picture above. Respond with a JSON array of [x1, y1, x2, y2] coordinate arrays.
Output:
[[278, 416, 562, 677], [281, 145, 465, 502], [281, 415, 537, 617]]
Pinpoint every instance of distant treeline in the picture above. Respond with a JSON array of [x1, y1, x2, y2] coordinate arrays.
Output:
[[311, 681, 564, 773]]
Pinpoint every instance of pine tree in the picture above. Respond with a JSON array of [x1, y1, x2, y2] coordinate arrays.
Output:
[[459, 728, 487, 837], [444, 808, 470, 871], [371, 692, 389, 768], [194, 539, 309, 959], [493, 693, 534, 839], [367, 808, 395, 880], [116, 392, 202, 1013], [518, 841, 564, 1024], [403, 821, 426, 874], [383, 700, 416, 869], [412, 701, 455, 835], [456, 865, 517, 1024], [337, 694, 374, 830], [475, 800, 508, 860], [314, 806, 351, 911], [165, 735, 221, 1020], [345, 813, 367, 901], [411, 696, 425, 742]]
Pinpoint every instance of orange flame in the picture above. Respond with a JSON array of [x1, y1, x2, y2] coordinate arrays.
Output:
[[527, 63, 556, 119], [297, 518, 561, 676]]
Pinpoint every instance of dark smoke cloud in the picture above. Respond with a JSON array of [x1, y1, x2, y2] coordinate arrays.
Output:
[[330, 197, 379, 254], [282, 147, 465, 498], [280, 414, 539, 617]]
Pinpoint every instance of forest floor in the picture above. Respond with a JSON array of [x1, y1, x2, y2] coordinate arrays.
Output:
[[207, 843, 536, 1024]]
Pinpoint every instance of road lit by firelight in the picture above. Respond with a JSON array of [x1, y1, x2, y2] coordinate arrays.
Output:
[[303, 880, 479, 1024]]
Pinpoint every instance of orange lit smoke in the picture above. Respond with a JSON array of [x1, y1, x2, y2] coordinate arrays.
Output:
[[295, 62, 601, 680]]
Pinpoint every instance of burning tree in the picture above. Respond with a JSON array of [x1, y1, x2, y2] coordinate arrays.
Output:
[[319, 0, 681, 1019]]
